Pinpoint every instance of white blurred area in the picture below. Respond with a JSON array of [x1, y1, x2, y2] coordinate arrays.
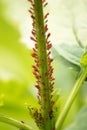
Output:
[[1, 0, 87, 48]]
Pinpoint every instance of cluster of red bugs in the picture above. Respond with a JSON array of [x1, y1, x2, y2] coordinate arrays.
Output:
[[28, 0, 55, 117]]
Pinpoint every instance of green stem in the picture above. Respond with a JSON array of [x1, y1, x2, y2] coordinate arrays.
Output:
[[0, 114, 34, 130], [33, 0, 52, 129], [56, 67, 87, 130]]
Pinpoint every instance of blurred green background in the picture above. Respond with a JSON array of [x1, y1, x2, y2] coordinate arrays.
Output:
[[0, 0, 87, 130]]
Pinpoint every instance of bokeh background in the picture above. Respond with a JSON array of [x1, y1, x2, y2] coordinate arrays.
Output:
[[0, 0, 87, 130]]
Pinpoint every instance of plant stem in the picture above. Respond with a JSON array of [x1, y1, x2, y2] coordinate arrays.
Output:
[[28, 0, 55, 130], [55, 67, 87, 130], [0, 114, 34, 130], [34, 0, 52, 130]]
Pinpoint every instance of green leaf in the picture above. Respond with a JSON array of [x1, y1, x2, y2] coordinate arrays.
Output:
[[64, 106, 87, 130], [52, 43, 84, 69], [52, 48, 79, 71], [80, 52, 87, 67], [0, 1, 37, 121]]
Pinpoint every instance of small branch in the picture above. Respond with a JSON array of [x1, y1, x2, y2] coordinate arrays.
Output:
[[0, 114, 34, 130], [55, 67, 87, 130]]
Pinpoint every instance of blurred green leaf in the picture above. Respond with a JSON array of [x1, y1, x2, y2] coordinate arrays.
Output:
[[0, 1, 38, 128], [0, 1, 34, 85], [53, 43, 84, 68], [64, 106, 87, 130], [52, 47, 80, 71]]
